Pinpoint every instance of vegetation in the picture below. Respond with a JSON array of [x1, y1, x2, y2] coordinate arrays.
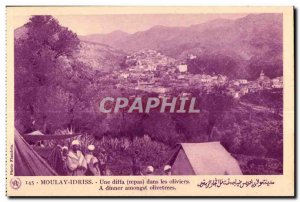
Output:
[[15, 16, 283, 175]]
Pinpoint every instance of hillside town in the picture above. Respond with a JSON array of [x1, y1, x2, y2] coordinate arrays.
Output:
[[101, 49, 283, 99], [13, 15, 284, 178]]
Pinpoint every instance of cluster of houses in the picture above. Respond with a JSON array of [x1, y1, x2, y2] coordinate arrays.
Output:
[[227, 71, 283, 99], [125, 49, 176, 72], [105, 49, 283, 99]]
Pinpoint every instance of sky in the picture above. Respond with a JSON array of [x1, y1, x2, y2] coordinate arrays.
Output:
[[13, 14, 247, 35]]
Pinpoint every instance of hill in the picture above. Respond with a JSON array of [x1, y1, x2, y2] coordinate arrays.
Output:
[[76, 40, 126, 72], [79, 30, 129, 47], [81, 14, 282, 79], [15, 26, 126, 72]]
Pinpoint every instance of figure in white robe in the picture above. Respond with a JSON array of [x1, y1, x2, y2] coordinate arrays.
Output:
[[67, 140, 87, 176], [85, 145, 101, 176]]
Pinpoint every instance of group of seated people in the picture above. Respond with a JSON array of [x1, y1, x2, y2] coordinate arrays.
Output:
[[59, 140, 107, 176], [58, 140, 172, 176]]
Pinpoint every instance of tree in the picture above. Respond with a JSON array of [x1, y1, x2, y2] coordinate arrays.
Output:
[[15, 15, 80, 133]]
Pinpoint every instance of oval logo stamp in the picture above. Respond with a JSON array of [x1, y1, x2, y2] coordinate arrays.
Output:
[[10, 178, 21, 190]]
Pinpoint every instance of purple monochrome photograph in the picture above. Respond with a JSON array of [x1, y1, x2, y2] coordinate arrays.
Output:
[[14, 13, 283, 177]]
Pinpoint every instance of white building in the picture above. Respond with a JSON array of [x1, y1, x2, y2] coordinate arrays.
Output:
[[178, 64, 188, 73], [189, 54, 197, 60], [120, 73, 129, 79], [238, 79, 248, 84], [272, 77, 283, 88]]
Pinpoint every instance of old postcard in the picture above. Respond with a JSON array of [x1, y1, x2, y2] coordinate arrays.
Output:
[[6, 6, 294, 197]]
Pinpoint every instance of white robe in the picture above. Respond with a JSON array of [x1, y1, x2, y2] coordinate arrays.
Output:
[[67, 150, 87, 176], [85, 154, 101, 176]]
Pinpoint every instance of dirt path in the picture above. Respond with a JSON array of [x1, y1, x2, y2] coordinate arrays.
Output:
[[239, 101, 283, 117]]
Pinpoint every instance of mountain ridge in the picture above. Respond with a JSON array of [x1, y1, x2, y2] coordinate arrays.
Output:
[[15, 14, 283, 79], [79, 13, 281, 79], [79, 14, 282, 58]]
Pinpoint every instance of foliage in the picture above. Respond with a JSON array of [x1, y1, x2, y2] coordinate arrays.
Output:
[[14, 15, 283, 175], [93, 135, 171, 175], [15, 16, 80, 133]]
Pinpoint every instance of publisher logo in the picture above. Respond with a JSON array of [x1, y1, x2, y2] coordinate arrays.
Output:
[[10, 178, 21, 190]]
